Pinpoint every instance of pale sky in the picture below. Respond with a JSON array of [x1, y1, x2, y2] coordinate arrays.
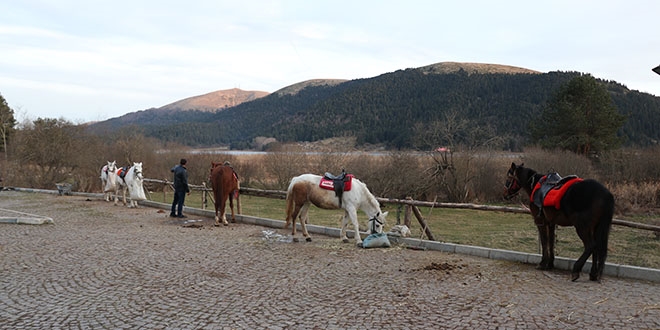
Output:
[[1, 0, 659, 123]]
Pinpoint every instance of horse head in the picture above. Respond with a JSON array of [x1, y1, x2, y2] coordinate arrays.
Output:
[[504, 162, 523, 199], [367, 211, 388, 234], [505, 162, 540, 199], [107, 160, 117, 172], [132, 162, 143, 180]]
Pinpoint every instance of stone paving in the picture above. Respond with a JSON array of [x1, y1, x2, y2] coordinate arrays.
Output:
[[1, 191, 659, 329]]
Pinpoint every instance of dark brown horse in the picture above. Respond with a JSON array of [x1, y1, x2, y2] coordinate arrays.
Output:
[[505, 163, 614, 282], [210, 162, 240, 226]]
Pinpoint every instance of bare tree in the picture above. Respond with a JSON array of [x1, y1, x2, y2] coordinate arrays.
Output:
[[414, 110, 504, 202]]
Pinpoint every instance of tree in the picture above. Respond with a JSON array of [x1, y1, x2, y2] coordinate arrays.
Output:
[[11, 118, 90, 188], [412, 110, 505, 202], [531, 74, 625, 156], [0, 93, 17, 158]]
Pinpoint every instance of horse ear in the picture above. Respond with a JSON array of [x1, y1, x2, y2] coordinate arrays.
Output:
[[382, 211, 388, 218], [510, 162, 517, 170]]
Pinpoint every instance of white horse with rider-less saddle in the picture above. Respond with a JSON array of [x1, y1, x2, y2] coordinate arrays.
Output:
[[101, 161, 118, 202], [285, 173, 388, 245], [115, 162, 147, 208]]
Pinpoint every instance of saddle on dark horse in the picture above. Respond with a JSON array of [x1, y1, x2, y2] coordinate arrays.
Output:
[[320, 169, 353, 207], [531, 172, 582, 216]]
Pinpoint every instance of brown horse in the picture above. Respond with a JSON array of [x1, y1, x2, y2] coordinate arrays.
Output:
[[210, 162, 241, 226]]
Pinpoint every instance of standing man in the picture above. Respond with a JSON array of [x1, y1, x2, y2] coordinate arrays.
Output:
[[170, 158, 190, 218]]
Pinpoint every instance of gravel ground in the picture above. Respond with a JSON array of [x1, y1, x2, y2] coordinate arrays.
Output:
[[1, 190, 659, 329]]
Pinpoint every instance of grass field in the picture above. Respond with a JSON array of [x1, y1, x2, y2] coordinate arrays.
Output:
[[150, 190, 660, 270]]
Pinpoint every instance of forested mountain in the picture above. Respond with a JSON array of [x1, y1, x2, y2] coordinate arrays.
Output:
[[87, 62, 660, 150]]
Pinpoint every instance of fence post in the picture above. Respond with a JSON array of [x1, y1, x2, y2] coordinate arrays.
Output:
[[404, 197, 413, 227], [163, 178, 167, 202], [202, 182, 207, 210], [411, 205, 435, 241]]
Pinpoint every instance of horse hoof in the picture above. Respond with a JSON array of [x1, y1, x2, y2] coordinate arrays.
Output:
[[342, 238, 349, 243], [357, 242, 363, 248], [223, 222, 228, 226], [305, 237, 312, 242], [571, 273, 580, 281], [292, 237, 299, 243], [213, 223, 220, 227]]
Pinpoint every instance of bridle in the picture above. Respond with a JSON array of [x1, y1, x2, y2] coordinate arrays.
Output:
[[504, 168, 521, 200], [133, 166, 143, 180], [505, 165, 540, 200], [368, 214, 383, 233]]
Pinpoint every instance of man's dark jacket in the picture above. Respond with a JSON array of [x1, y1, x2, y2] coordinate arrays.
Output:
[[171, 165, 190, 193]]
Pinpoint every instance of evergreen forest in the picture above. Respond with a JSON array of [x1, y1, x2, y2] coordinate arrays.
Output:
[[87, 68, 660, 150]]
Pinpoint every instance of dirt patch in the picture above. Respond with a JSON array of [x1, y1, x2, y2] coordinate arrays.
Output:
[[422, 261, 464, 272]]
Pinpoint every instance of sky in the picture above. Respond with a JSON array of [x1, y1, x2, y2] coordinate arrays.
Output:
[[1, 1, 659, 123]]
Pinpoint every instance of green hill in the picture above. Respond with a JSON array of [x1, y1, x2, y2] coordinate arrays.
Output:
[[87, 62, 660, 150]]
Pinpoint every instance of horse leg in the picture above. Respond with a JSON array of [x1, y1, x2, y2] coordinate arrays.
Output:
[[536, 223, 553, 270], [286, 202, 303, 241], [572, 224, 595, 282], [113, 187, 119, 206], [347, 208, 362, 245], [101, 179, 108, 201], [590, 245, 600, 282], [213, 201, 221, 227], [299, 204, 312, 242], [220, 195, 228, 226], [122, 186, 128, 207], [340, 212, 350, 243], [228, 193, 236, 223], [547, 223, 556, 269]]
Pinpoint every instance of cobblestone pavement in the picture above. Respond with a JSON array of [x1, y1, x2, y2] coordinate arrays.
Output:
[[1, 191, 659, 329]]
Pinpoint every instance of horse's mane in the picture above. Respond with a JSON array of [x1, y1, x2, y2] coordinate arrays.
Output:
[[354, 178, 380, 212]]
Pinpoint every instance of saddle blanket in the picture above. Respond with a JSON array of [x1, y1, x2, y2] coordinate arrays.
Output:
[[117, 167, 127, 179], [531, 176, 583, 209], [319, 174, 354, 191]]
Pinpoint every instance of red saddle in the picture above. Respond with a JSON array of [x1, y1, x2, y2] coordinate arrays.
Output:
[[319, 174, 354, 191], [531, 176, 583, 209]]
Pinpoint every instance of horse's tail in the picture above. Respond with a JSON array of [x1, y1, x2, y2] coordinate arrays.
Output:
[[595, 191, 614, 265], [235, 178, 241, 214], [213, 168, 224, 212]]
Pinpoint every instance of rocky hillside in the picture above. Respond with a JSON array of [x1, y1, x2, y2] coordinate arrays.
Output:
[[157, 88, 269, 112]]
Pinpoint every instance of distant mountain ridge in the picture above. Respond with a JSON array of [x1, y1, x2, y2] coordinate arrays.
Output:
[[145, 62, 541, 112], [98, 62, 543, 119], [418, 62, 540, 75], [86, 61, 660, 149]]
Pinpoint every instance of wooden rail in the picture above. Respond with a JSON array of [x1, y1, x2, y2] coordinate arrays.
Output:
[[142, 178, 660, 238]]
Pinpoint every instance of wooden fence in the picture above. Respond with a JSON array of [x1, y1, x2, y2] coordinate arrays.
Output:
[[143, 178, 660, 241]]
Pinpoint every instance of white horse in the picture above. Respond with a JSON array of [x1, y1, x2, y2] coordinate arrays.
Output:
[[101, 161, 118, 202], [284, 173, 388, 245], [116, 162, 146, 208]]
